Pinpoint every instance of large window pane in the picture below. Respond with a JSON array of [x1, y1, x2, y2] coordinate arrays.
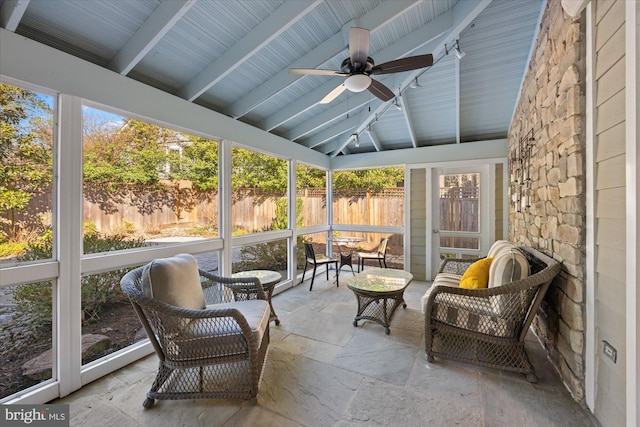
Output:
[[82, 106, 219, 253], [439, 173, 479, 232], [231, 147, 288, 234], [296, 164, 326, 228], [332, 167, 404, 226], [349, 232, 404, 271], [80, 267, 146, 366], [1, 281, 54, 399], [297, 232, 329, 276], [232, 239, 289, 281], [1, 83, 54, 265], [439, 172, 479, 251]]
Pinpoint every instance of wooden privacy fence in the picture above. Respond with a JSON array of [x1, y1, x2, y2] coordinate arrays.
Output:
[[8, 185, 479, 249], [83, 187, 408, 246], [438, 186, 479, 250]]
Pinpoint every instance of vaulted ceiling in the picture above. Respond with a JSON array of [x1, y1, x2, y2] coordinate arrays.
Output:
[[0, 0, 543, 157]]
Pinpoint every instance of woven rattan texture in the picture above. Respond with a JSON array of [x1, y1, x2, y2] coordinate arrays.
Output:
[[424, 247, 561, 382], [120, 267, 269, 407]]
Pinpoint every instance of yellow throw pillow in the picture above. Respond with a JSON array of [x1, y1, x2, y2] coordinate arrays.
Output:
[[459, 257, 494, 289]]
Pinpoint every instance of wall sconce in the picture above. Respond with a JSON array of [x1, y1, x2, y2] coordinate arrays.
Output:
[[509, 129, 534, 212]]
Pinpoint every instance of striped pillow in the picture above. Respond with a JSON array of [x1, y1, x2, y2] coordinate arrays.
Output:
[[488, 248, 530, 315], [488, 249, 530, 288]]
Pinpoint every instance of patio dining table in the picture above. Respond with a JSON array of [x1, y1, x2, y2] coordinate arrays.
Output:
[[331, 236, 365, 275]]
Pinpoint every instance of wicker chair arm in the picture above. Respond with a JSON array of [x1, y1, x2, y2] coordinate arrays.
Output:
[[438, 257, 481, 274], [199, 270, 267, 302], [425, 274, 551, 320]]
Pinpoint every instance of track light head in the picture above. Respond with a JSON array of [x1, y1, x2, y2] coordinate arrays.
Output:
[[454, 40, 465, 59]]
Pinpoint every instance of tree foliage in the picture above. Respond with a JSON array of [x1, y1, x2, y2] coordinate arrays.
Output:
[[296, 164, 326, 189], [0, 83, 53, 240], [333, 168, 404, 190], [232, 146, 288, 191]]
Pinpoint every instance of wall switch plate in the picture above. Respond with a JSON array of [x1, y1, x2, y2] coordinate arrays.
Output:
[[602, 341, 617, 363]]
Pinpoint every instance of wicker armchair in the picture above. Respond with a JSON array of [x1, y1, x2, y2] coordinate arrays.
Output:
[[120, 254, 270, 408], [423, 247, 561, 382]]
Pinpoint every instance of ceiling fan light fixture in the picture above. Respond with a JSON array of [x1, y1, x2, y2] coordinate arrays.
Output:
[[345, 74, 371, 92]]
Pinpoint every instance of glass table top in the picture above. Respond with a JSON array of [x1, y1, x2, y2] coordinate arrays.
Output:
[[232, 270, 282, 285], [347, 268, 413, 292]]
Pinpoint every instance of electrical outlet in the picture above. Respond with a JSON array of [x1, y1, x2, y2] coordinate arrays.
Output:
[[602, 341, 617, 363]]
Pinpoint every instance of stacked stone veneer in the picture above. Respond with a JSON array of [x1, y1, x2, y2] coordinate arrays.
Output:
[[508, 1, 586, 401]]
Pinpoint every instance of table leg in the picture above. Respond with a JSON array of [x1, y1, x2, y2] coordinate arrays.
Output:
[[264, 283, 280, 325], [351, 291, 407, 334]]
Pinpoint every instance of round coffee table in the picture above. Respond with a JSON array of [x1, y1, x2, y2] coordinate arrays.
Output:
[[232, 270, 282, 325], [347, 268, 413, 334]]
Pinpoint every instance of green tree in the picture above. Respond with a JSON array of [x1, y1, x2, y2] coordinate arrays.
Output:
[[175, 137, 219, 190], [0, 83, 53, 241], [232, 147, 288, 191], [333, 167, 403, 190], [296, 164, 326, 189], [83, 119, 169, 189]]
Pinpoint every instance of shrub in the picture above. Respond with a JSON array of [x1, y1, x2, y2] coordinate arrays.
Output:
[[14, 230, 146, 327], [0, 241, 29, 258]]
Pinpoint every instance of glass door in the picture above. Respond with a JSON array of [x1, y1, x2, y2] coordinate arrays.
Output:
[[431, 166, 491, 277]]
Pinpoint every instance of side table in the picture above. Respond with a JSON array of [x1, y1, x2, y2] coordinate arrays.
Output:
[[347, 268, 413, 334], [232, 270, 282, 325]]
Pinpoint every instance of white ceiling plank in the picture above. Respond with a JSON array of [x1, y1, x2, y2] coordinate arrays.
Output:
[[280, 92, 375, 140], [108, 0, 197, 75], [177, 0, 322, 102], [398, 95, 418, 148], [0, 0, 29, 32], [303, 116, 360, 148], [262, 78, 348, 133], [366, 128, 383, 152], [226, 0, 420, 119]]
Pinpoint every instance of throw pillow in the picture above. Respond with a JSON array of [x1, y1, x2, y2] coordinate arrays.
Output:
[[459, 257, 493, 289]]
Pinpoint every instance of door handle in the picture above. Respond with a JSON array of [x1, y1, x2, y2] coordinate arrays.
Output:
[[432, 229, 439, 234]]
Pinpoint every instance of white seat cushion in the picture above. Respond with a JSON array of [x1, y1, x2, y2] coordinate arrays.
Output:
[[187, 300, 270, 350], [141, 253, 205, 310]]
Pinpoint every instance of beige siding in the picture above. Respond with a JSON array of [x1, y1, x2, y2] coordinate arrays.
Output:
[[593, 0, 626, 424], [409, 168, 426, 280]]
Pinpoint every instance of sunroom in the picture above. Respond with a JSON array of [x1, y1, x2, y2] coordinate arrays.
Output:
[[0, 0, 638, 426]]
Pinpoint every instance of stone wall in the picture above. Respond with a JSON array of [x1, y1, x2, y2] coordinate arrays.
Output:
[[507, 1, 586, 400]]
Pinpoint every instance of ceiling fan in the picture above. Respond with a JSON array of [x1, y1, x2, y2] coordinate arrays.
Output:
[[288, 27, 433, 104]]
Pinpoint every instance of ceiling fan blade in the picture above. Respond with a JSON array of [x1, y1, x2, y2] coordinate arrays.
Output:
[[349, 27, 370, 70], [370, 54, 433, 75], [368, 79, 395, 102], [288, 68, 345, 76], [320, 84, 347, 104]]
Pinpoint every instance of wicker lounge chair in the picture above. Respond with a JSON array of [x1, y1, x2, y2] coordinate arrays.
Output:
[[423, 246, 561, 382], [120, 254, 270, 408]]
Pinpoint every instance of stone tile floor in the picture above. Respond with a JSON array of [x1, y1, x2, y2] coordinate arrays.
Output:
[[56, 273, 595, 426]]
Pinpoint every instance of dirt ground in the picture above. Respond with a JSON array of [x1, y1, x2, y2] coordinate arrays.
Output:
[[1, 301, 142, 400]]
